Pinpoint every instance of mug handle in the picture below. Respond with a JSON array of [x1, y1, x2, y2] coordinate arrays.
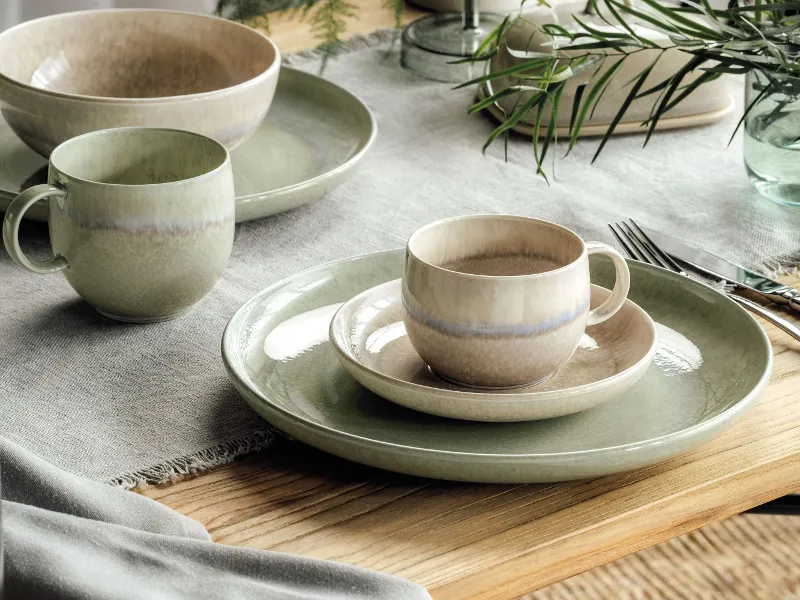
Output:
[[2, 184, 69, 274], [585, 241, 630, 326]]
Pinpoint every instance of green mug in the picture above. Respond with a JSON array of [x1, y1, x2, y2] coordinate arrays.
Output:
[[2, 127, 235, 322]]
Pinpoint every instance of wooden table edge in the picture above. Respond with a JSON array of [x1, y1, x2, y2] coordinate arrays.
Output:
[[429, 452, 800, 599]]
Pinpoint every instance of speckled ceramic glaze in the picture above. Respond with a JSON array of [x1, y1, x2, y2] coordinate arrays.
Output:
[[2, 127, 235, 322], [222, 249, 772, 483], [0, 68, 375, 223], [402, 216, 630, 388], [329, 279, 656, 421], [0, 9, 280, 156]]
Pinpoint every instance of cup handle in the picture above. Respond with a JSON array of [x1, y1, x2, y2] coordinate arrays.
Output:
[[2, 184, 68, 274], [585, 241, 630, 326]]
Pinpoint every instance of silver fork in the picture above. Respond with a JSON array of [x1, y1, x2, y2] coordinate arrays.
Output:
[[609, 219, 800, 342]]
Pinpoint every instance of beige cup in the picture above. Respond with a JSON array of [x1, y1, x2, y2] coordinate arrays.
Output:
[[2, 127, 235, 322], [402, 215, 630, 388]]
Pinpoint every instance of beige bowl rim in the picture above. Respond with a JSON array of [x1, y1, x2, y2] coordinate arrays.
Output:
[[0, 8, 281, 104]]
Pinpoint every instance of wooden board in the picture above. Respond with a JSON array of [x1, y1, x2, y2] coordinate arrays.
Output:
[[142, 273, 800, 599]]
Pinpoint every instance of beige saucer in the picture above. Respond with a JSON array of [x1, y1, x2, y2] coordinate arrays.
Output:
[[330, 279, 657, 422]]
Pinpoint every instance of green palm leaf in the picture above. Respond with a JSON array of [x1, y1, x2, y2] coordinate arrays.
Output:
[[568, 58, 626, 152], [459, 0, 800, 177], [591, 53, 661, 162], [643, 54, 708, 145]]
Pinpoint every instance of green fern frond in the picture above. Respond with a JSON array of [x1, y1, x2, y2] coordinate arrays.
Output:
[[215, 0, 285, 21], [215, 0, 282, 32], [218, 0, 368, 68], [309, 0, 359, 69], [382, 0, 404, 29]]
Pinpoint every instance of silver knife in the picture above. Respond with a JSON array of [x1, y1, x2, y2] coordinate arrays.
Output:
[[644, 229, 800, 312]]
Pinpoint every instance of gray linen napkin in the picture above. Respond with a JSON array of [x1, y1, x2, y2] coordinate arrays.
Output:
[[0, 437, 431, 599]]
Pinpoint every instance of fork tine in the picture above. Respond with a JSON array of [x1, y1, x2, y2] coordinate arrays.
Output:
[[628, 220, 686, 275], [608, 223, 642, 261], [622, 221, 678, 272], [618, 221, 665, 267]]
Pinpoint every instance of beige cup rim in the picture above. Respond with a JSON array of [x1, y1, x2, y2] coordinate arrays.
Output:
[[406, 214, 588, 281], [0, 8, 281, 105], [49, 127, 231, 189]]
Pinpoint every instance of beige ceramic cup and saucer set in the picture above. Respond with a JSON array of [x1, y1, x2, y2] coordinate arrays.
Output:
[[330, 215, 658, 422]]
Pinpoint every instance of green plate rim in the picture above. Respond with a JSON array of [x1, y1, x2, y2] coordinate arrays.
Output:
[[233, 67, 377, 205]]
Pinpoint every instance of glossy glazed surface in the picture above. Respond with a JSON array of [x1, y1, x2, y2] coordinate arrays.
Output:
[[0, 9, 280, 155], [0, 68, 376, 222], [402, 216, 629, 387], [330, 279, 656, 421], [222, 249, 772, 482], [5, 128, 235, 322]]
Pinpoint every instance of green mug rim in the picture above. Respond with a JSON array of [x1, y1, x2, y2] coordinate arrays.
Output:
[[48, 126, 231, 189]]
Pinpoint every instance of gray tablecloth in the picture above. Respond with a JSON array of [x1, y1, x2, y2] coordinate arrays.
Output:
[[0, 436, 432, 599], [1, 30, 799, 488]]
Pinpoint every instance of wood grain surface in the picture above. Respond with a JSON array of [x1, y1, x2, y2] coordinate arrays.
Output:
[[261, 0, 425, 53], [143, 273, 800, 599], [141, 4, 800, 597]]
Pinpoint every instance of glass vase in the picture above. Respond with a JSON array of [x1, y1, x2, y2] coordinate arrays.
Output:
[[744, 70, 800, 207]]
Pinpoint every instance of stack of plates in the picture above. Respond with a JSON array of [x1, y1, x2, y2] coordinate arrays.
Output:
[[222, 249, 772, 483]]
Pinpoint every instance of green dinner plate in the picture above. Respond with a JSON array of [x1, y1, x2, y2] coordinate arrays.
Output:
[[0, 67, 376, 222], [222, 249, 772, 483]]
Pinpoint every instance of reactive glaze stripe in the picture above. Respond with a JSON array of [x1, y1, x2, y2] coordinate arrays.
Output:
[[6, 127, 239, 322], [53, 188, 236, 232], [401, 292, 589, 337]]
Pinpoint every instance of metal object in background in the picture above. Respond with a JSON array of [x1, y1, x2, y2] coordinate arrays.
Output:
[[401, 0, 505, 82]]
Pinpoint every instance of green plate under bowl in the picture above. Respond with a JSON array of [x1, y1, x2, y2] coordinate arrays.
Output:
[[222, 249, 772, 483], [0, 67, 376, 223]]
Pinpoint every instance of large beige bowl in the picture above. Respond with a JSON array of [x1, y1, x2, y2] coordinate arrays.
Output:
[[0, 9, 281, 156]]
